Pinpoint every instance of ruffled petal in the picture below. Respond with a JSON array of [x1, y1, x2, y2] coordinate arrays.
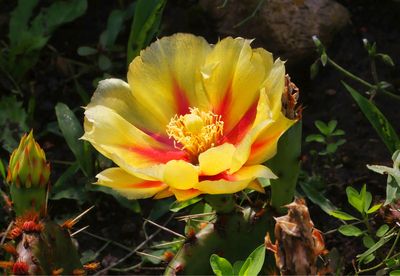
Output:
[[170, 188, 202, 201], [163, 160, 199, 190], [96, 167, 167, 199], [83, 105, 187, 171], [201, 37, 273, 132], [86, 78, 168, 138], [264, 59, 286, 120], [247, 112, 295, 164], [128, 33, 211, 127], [198, 143, 236, 176], [194, 165, 276, 194]]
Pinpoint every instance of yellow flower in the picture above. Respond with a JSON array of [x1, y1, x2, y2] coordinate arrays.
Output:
[[82, 33, 297, 201]]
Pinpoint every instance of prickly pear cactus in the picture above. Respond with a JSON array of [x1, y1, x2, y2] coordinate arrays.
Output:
[[6, 131, 50, 217], [165, 195, 276, 275], [1, 132, 88, 275]]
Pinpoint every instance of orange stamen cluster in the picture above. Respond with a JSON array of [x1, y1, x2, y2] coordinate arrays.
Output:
[[166, 107, 224, 159]]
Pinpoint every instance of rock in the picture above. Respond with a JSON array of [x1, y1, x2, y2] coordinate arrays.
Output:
[[200, 0, 350, 65]]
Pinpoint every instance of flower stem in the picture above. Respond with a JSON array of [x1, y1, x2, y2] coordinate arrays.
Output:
[[327, 57, 400, 101]]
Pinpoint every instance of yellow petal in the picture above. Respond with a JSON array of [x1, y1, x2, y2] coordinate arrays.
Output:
[[96, 167, 167, 199], [153, 188, 174, 199], [264, 59, 286, 120], [247, 180, 265, 193], [247, 112, 295, 164], [163, 160, 198, 190], [86, 78, 166, 134], [198, 143, 236, 175], [170, 188, 202, 201], [229, 89, 274, 172], [83, 105, 185, 172], [128, 33, 211, 127], [194, 165, 275, 194], [202, 37, 273, 131]]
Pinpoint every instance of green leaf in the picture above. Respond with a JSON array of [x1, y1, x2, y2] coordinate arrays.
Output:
[[127, 0, 166, 63], [346, 186, 363, 213], [210, 254, 234, 276], [77, 46, 98, 56], [0, 159, 5, 180], [55, 103, 90, 176], [367, 203, 383, 214], [330, 210, 358, 221], [378, 54, 395, 67], [233, 261, 245, 275], [390, 270, 400, 276], [338, 225, 363, 237], [342, 82, 400, 154], [326, 143, 338, 154], [30, 0, 88, 37], [362, 235, 375, 248], [357, 234, 393, 261], [98, 54, 112, 71], [239, 244, 265, 276], [310, 60, 320, 79], [299, 181, 337, 214], [305, 134, 325, 143], [321, 52, 328, 66], [362, 253, 375, 264], [327, 120, 338, 133], [100, 9, 126, 48], [148, 198, 175, 220], [376, 224, 389, 237], [315, 120, 329, 135], [332, 129, 345, 136], [170, 197, 202, 212]]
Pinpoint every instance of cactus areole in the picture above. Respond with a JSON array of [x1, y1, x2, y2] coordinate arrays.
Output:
[[6, 131, 50, 216]]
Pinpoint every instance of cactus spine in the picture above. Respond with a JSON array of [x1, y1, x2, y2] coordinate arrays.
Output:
[[1, 132, 88, 275]]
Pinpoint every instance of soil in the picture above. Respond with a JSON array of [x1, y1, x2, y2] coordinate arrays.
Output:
[[0, 0, 399, 274]]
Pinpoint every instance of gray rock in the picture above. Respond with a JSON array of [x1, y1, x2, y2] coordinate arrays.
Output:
[[200, 0, 350, 65]]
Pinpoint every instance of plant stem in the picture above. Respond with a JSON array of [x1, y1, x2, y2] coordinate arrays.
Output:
[[357, 228, 400, 274], [327, 58, 400, 101]]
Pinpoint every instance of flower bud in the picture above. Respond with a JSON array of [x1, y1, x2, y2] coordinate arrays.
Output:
[[6, 131, 50, 216], [7, 131, 50, 188]]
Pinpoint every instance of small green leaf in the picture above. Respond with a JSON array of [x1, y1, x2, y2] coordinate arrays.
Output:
[[346, 186, 363, 213], [363, 235, 375, 248], [378, 54, 395, 67], [239, 244, 265, 276], [170, 197, 202, 212], [362, 253, 375, 264], [98, 54, 112, 70], [321, 52, 328, 66], [326, 143, 338, 154], [127, 0, 166, 63], [327, 120, 338, 133], [300, 181, 337, 214], [0, 159, 5, 180], [390, 270, 400, 276], [55, 103, 90, 176], [376, 224, 389, 237], [210, 254, 234, 276], [310, 60, 320, 79], [233, 261, 245, 275], [338, 225, 363, 237], [332, 129, 345, 136], [342, 82, 400, 154], [330, 210, 358, 221], [367, 203, 383, 214], [77, 46, 98, 56], [305, 134, 325, 143], [315, 120, 329, 135], [358, 234, 392, 261]]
